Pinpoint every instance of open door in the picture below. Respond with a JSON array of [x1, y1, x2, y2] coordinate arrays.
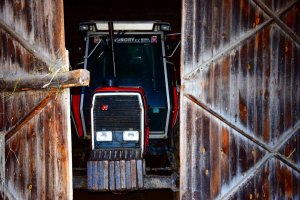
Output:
[[180, 0, 300, 199], [0, 1, 88, 199]]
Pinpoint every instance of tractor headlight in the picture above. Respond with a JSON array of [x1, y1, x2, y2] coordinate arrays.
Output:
[[96, 131, 112, 141], [123, 131, 139, 141]]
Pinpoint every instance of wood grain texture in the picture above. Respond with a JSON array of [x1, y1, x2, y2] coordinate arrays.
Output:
[[181, 0, 300, 199], [0, 69, 90, 91], [0, 0, 72, 199]]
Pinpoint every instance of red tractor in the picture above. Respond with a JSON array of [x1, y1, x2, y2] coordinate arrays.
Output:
[[71, 21, 180, 192]]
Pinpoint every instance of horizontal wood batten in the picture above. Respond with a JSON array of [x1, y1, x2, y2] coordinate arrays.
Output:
[[0, 69, 90, 91]]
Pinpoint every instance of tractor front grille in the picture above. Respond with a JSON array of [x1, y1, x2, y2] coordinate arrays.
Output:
[[93, 95, 142, 132]]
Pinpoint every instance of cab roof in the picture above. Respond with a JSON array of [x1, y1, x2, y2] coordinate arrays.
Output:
[[79, 21, 171, 33]]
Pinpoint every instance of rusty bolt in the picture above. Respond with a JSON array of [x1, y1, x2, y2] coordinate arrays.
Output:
[[202, 147, 206, 155], [247, 63, 251, 70], [285, 46, 289, 53], [28, 184, 32, 191], [256, 17, 261, 25], [205, 169, 209, 176], [249, 193, 253, 199]]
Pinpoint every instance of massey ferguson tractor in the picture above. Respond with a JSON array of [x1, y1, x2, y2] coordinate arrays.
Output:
[[71, 21, 180, 192]]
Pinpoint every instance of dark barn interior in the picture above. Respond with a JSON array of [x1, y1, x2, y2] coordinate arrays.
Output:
[[64, 0, 181, 68], [63, 0, 181, 199]]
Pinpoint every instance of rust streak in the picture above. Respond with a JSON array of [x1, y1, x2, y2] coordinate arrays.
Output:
[[239, 96, 247, 125], [252, 0, 300, 45], [5, 90, 57, 141]]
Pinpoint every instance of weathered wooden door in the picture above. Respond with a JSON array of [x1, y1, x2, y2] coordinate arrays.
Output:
[[0, 0, 88, 199], [181, 0, 299, 199]]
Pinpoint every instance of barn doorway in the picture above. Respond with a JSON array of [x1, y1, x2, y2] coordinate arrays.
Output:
[[63, 0, 181, 199]]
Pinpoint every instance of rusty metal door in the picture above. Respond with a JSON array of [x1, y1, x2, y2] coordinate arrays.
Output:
[[0, 1, 88, 199], [180, 0, 300, 199]]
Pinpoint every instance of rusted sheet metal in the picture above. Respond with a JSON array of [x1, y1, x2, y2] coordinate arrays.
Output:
[[181, 0, 300, 199], [0, 0, 73, 199], [87, 149, 144, 191]]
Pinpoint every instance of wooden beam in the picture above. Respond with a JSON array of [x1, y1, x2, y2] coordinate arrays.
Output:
[[5, 91, 56, 141], [0, 18, 52, 67], [0, 69, 90, 91]]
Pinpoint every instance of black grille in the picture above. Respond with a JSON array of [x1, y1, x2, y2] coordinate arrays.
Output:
[[93, 95, 141, 131]]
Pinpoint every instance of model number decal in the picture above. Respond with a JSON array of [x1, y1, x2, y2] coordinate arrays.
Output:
[[114, 37, 152, 43]]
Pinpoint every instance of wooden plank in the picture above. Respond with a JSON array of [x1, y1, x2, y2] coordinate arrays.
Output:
[[137, 160, 144, 188], [0, 132, 4, 197], [125, 160, 132, 190], [103, 160, 109, 191], [35, 115, 46, 200], [181, 0, 194, 77], [262, 27, 271, 143], [210, 120, 221, 198], [120, 160, 126, 190], [221, 126, 230, 186], [92, 161, 98, 191], [98, 161, 104, 190], [200, 114, 210, 199], [109, 161, 115, 191], [130, 160, 137, 190], [54, 90, 72, 199], [0, 69, 90, 91], [5, 91, 56, 141], [190, 105, 200, 199], [43, 105, 56, 199], [87, 161, 92, 191], [115, 161, 121, 190]]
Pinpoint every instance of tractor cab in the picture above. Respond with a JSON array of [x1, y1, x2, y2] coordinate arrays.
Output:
[[71, 21, 180, 192]]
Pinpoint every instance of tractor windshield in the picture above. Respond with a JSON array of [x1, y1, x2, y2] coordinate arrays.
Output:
[[83, 33, 168, 134]]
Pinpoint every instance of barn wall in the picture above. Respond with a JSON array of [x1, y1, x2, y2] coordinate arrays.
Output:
[[180, 0, 300, 199], [0, 0, 72, 199]]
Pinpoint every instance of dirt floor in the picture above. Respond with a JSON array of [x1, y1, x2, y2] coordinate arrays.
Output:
[[74, 189, 176, 200]]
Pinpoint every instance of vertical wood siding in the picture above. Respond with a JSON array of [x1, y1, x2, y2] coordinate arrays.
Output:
[[181, 0, 300, 199], [0, 0, 72, 199]]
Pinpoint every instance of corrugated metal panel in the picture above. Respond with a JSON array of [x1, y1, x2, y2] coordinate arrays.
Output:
[[0, 0, 73, 199], [181, 0, 300, 199]]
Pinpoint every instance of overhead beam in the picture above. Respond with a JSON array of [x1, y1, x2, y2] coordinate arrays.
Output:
[[0, 69, 90, 91]]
